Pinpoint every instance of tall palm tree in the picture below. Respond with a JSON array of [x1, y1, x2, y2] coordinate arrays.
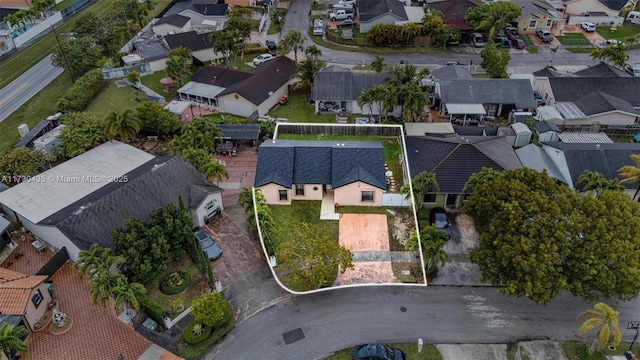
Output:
[[291, 57, 325, 94], [357, 89, 375, 118], [200, 159, 229, 184], [578, 302, 622, 355], [111, 277, 146, 311], [400, 83, 428, 122], [371, 56, 386, 73], [89, 271, 125, 308], [401, 171, 439, 211], [0, 323, 28, 360], [165, 55, 191, 87], [618, 154, 640, 200], [385, 63, 429, 87], [406, 227, 449, 275], [576, 170, 624, 198], [76, 244, 125, 278], [304, 45, 321, 61], [281, 29, 305, 63], [104, 108, 141, 143]]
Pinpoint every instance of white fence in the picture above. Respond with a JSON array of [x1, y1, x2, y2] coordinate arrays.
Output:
[[14, 12, 63, 48], [102, 63, 152, 79], [567, 15, 623, 26], [382, 193, 409, 207]]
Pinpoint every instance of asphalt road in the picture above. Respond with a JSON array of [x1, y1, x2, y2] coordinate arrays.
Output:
[[0, 54, 63, 123], [208, 284, 640, 360]]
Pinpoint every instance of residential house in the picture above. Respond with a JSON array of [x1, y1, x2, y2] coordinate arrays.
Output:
[[534, 76, 640, 127], [0, 268, 51, 332], [178, 3, 229, 32], [404, 135, 522, 208], [511, 0, 565, 35], [163, 30, 221, 65], [563, 0, 630, 17], [426, 0, 480, 33], [517, 142, 640, 196], [358, 0, 425, 33], [0, 141, 224, 260], [312, 65, 388, 115], [254, 140, 387, 206], [134, 38, 170, 71], [434, 78, 537, 119], [534, 120, 561, 141], [430, 65, 472, 81], [177, 56, 297, 117], [152, 14, 192, 36]]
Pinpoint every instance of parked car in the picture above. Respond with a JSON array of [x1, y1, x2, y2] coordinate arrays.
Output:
[[429, 207, 451, 236], [329, 9, 352, 21], [341, 29, 353, 40], [536, 29, 553, 43], [595, 39, 620, 48], [352, 344, 406, 360], [581, 22, 596, 32], [335, 0, 356, 7], [253, 53, 275, 66], [627, 63, 640, 77], [471, 32, 485, 47], [511, 38, 525, 49], [266, 39, 277, 50], [494, 36, 511, 49], [504, 26, 518, 40], [193, 227, 222, 260], [313, 18, 324, 35], [337, 18, 357, 28]]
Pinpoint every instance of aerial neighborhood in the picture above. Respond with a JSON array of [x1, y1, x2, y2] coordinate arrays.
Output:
[[3, 0, 640, 358]]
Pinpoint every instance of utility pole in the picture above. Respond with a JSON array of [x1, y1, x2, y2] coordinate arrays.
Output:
[[51, 25, 75, 83]]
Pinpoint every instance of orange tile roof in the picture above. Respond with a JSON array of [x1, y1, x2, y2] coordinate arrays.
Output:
[[0, 288, 30, 314], [0, 268, 27, 282], [0, 275, 47, 289], [158, 351, 185, 360]]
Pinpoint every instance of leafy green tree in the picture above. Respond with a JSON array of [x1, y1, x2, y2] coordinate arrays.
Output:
[[111, 277, 146, 311], [210, 29, 243, 68], [385, 63, 429, 86], [462, 167, 503, 193], [76, 244, 125, 278], [170, 117, 223, 154], [165, 55, 191, 87], [0, 147, 47, 183], [0, 323, 28, 359], [168, 46, 193, 65], [591, 42, 629, 70], [618, 154, 640, 200], [576, 170, 624, 198], [398, 23, 422, 45], [291, 56, 325, 94], [304, 45, 322, 61], [578, 303, 622, 355], [51, 35, 103, 77], [127, 70, 140, 86], [421, 9, 446, 41], [398, 82, 428, 122], [270, 10, 284, 33], [465, 2, 522, 38], [112, 218, 171, 283], [191, 292, 232, 328], [365, 23, 400, 46], [281, 29, 305, 62], [406, 226, 449, 274], [135, 101, 182, 136], [371, 56, 387, 73], [149, 203, 195, 261], [401, 171, 439, 211], [182, 148, 229, 184], [57, 112, 104, 157], [437, 27, 461, 48], [276, 222, 353, 291], [481, 42, 510, 78], [104, 108, 141, 143]]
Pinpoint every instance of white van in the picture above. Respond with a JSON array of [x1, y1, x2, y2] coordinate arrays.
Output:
[[627, 11, 640, 25], [313, 19, 323, 36]]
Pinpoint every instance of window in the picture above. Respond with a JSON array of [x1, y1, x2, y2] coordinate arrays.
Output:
[[32, 289, 43, 308], [424, 193, 437, 203], [279, 190, 288, 201], [296, 184, 304, 196], [528, 19, 537, 28], [546, 18, 553, 27], [361, 190, 374, 202]]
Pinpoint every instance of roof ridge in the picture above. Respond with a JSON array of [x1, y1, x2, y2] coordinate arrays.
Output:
[[432, 143, 462, 171]]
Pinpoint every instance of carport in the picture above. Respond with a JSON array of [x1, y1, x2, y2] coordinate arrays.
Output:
[[445, 103, 486, 125], [215, 124, 261, 154]]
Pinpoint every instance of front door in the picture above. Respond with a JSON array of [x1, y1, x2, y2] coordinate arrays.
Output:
[[446, 194, 457, 207]]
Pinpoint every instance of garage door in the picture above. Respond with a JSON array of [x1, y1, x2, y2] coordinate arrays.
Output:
[[224, 100, 254, 117]]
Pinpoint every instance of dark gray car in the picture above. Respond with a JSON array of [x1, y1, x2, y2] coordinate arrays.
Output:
[[194, 226, 222, 260], [352, 344, 406, 360], [429, 207, 451, 236]]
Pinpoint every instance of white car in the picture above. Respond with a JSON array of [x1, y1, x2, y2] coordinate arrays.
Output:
[[335, 0, 355, 7], [581, 22, 596, 32], [253, 53, 275, 66]]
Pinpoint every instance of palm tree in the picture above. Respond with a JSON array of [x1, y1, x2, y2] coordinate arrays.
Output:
[[618, 154, 640, 200], [291, 57, 325, 94], [165, 55, 191, 87], [591, 42, 630, 70], [578, 302, 622, 355], [406, 227, 449, 275], [89, 271, 125, 308], [200, 158, 229, 184], [281, 29, 305, 63], [357, 89, 375, 118], [401, 171, 439, 211], [104, 108, 141, 143], [76, 244, 125, 278], [400, 83, 428, 122], [0, 323, 28, 359], [385, 63, 429, 87], [111, 277, 146, 311], [371, 56, 386, 73], [304, 45, 322, 61], [576, 170, 624, 198]]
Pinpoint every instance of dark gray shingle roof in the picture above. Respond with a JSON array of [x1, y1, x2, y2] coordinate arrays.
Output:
[[164, 31, 215, 51], [358, 0, 407, 22], [313, 71, 387, 101], [187, 3, 228, 15], [438, 79, 537, 109], [254, 140, 386, 189], [55, 157, 222, 251], [573, 63, 630, 78], [154, 14, 190, 27], [135, 38, 170, 61], [218, 124, 260, 140], [405, 136, 521, 193], [598, 0, 627, 10], [431, 65, 472, 80], [534, 120, 560, 133], [573, 90, 638, 116], [548, 77, 640, 107], [219, 57, 297, 105]]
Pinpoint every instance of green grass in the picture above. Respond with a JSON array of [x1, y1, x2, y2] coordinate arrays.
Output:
[[558, 32, 592, 46], [596, 23, 640, 41], [268, 93, 336, 123], [526, 46, 539, 54], [325, 343, 443, 360], [141, 71, 173, 99], [610, 135, 635, 143], [0, 72, 73, 154], [270, 201, 339, 248], [519, 34, 533, 46], [336, 206, 388, 214], [561, 342, 640, 360], [307, 28, 446, 54], [566, 47, 595, 53], [84, 80, 140, 117], [353, 64, 375, 71]]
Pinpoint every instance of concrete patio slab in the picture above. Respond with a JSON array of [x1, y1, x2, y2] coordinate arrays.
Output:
[[437, 344, 507, 360], [517, 340, 568, 360], [334, 262, 399, 285], [339, 214, 389, 251]]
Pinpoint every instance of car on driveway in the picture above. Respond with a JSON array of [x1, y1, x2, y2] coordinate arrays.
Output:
[[511, 38, 525, 49], [536, 29, 553, 43], [253, 53, 275, 66], [353, 344, 406, 360], [581, 22, 596, 32], [337, 18, 357, 28], [627, 63, 640, 77], [505, 26, 518, 40], [266, 39, 277, 50], [430, 207, 451, 236], [194, 226, 222, 260], [494, 36, 511, 49], [471, 32, 485, 47]]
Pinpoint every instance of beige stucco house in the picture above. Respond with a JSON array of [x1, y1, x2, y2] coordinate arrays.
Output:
[[563, 0, 630, 17], [512, 0, 565, 35], [0, 268, 51, 333], [254, 140, 388, 206]]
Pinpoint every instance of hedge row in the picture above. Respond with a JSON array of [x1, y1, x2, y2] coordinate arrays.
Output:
[[55, 69, 105, 112], [138, 293, 166, 325]]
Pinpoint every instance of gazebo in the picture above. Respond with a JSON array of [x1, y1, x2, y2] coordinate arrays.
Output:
[[160, 77, 174, 93], [444, 103, 486, 125]]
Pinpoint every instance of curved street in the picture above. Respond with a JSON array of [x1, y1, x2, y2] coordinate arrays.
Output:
[[207, 284, 640, 360]]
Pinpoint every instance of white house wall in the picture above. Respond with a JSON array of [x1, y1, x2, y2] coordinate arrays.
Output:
[[149, 58, 168, 72], [17, 215, 81, 260], [153, 23, 192, 36], [193, 48, 222, 64], [194, 193, 224, 226], [256, 82, 289, 116], [220, 94, 257, 117], [564, 0, 620, 17]]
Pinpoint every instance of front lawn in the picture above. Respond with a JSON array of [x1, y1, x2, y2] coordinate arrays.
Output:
[[566, 47, 595, 53], [269, 201, 339, 249], [325, 343, 443, 360], [84, 80, 140, 118], [561, 342, 640, 360], [268, 93, 336, 123], [596, 23, 640, 41], [558, 32, 592, 46], [141, 71, 174, 99]]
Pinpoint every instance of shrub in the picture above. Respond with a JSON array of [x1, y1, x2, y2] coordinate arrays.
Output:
[[182, 322, 212, 344], [138, 294, 166, 325], [55, 69, 105, 112], [159, 271, 191, 295]]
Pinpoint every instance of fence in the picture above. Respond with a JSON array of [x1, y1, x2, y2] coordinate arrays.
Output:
[[324, 28, 370, 46], [566, 15, 623, 26], [275, 123, 403, 137], [35, 247, 69, 280], [382, 193, 409, 207], [102, 63, 152, 79], [560, 124, 640, 136], [13, 12, 63, 48]]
